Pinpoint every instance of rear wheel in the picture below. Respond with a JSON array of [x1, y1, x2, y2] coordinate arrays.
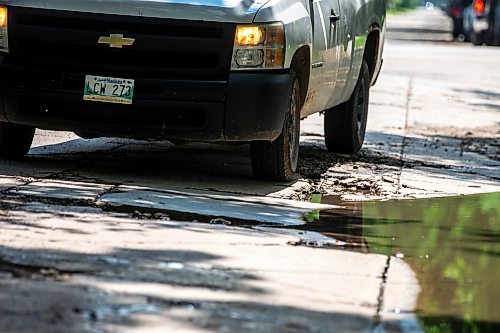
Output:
[[0, 122, 36, 159], [484, 29, 496, 46], [324, 60, 370, 154], [251, 71, 301, 182], [495, 21, 500, 45], [471, 30, 485, 45]]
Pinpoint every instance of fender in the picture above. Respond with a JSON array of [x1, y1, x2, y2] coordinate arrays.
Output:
[[254, 0, 313, 70]]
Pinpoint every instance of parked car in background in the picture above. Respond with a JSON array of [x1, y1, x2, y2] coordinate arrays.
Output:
[[463, 0, 499, 44], [495, 0, 500, 43], [447, 0, 473, 38]]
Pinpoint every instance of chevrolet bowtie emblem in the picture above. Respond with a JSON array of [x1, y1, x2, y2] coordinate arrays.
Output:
[[98, 34, 135, 48]]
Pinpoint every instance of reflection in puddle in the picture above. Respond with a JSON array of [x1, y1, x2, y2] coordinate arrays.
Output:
[[310, 193, 500, 333], [115, 191, 499, 332]]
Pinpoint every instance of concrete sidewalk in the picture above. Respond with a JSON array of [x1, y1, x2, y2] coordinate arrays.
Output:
[[0, 7, 498, 333], [0, 199, 419, 333]]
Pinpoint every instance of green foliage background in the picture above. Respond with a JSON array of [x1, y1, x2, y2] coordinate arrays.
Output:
[[387, 0, 422, 13], [389, 0, 421, 8], [361, 193, 500, 333]]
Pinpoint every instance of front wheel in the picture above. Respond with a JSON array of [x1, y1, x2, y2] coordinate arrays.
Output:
[[464, 30, 471, 42], [452, 18, 464, 38], [0, 122, 36, 159], [324, 60, 370, 154], [250, 71, 301, 182]]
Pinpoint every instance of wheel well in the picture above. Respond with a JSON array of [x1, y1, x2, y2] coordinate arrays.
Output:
[[290, 45, 310, 108], [363, 30, 380, 80]]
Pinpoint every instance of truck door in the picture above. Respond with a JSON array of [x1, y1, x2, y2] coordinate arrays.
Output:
[[329, 0, 355, 106], [302, 0, 343, 116]]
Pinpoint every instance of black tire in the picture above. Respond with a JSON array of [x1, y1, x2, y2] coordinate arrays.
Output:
[[0, 122, 36, 159], [452, 18, 464, 38], [464, 30, 471, 42], [471, 30, 485, 45], [484, 29, 496, 46], [324, 60, 370, 154], [495, 33, 500, 46], [250, 71, 301, 182]]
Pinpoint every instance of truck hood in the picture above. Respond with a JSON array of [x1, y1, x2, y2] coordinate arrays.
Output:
[[1, 0, 269, 23]]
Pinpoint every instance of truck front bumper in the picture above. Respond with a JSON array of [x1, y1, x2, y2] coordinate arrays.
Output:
[[0, 57, 290, 142]]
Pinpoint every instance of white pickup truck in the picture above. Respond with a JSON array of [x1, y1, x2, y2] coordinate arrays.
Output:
[[0, 0, 385, 181]]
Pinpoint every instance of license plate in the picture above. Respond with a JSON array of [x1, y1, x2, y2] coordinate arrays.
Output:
[[83, 75, 134, 105]]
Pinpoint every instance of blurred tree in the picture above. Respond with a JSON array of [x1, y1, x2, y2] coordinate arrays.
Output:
[[387, 0, 421, 11]]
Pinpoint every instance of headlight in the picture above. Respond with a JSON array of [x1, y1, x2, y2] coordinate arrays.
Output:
[[236, 27, 265, 46], [0, 6, 8, 53], [232, 23, 285, 70]]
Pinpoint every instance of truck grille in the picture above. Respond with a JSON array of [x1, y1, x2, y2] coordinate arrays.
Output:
[[7, 7, 236, 80]]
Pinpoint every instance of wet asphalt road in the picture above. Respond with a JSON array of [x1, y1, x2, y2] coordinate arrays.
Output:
[[1, 7, 500, 333]]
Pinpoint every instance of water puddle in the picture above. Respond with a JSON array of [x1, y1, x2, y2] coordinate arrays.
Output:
[[309, 193, 500, 333], [95, 189, 500, 331]]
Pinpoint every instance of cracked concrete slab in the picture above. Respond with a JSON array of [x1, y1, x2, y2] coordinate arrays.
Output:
[[0, 201, 387, 333], [8, 180, 113, 201], [98, 187, 336, 225], [0, 176, 27, 192], [3, 178, 335, 225], [399, 166, 500, 196]]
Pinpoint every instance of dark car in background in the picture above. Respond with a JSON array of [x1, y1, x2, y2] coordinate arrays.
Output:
[[463, 0, 499, 44], [447, 0, 474, 38], [496, 1, 500, 43]]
